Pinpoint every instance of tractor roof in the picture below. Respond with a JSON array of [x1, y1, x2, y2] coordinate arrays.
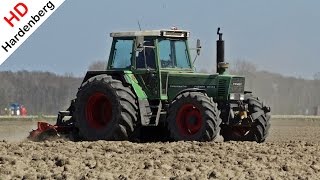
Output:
[[110, 29, 190, 38]]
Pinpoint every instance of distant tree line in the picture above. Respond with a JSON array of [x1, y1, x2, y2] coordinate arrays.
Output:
[[0, 71, 81, 115], [0, 61, 320, 115]]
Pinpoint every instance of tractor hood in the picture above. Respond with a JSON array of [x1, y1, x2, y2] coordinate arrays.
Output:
[[164, 72, 245, 101]]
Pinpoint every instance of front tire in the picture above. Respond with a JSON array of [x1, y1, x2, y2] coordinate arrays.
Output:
[[166, 92, 221, 141], [246, 94, 271, 143], [75, 75, 138, 141], [220, 94, 271, 143]]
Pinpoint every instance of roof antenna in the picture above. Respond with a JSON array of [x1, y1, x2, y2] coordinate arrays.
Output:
[[137, 20, 142, 31]]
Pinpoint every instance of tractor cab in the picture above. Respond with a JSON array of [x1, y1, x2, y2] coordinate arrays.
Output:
[[108, 29, 194, 71], [107, 29, 200, 100]]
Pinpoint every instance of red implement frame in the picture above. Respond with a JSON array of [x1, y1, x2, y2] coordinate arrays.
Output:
[[28, 121, 73, 141]]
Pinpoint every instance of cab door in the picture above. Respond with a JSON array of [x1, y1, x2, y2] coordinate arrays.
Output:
[[133, 38, 161, 99], [157, 38, 193, 101]]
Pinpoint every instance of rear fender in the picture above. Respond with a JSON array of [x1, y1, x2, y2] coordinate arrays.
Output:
[[122, 74, 152, 126], [82, 71, 148, 100], [82, 71, 126, 84]]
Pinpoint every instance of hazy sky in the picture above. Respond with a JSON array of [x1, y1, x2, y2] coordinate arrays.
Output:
[[1, 0, 320, 79]]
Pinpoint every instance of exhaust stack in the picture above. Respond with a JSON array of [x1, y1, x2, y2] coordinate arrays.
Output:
[[216, 28, 229, 74]]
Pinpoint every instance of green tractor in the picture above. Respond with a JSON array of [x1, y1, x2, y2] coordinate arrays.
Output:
[[29, 28, 271, 142]]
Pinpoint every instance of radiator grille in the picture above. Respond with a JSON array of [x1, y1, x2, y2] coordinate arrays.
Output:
[[218, 79, 227, 97]]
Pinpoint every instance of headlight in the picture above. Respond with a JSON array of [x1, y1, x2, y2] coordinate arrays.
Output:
[[229, 93, 235, 100], [240, 94, 245, 100], [229, 93, 245, 100]]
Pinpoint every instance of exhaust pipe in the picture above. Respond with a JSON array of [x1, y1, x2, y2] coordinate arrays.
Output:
[[216, 28, 228, 74]]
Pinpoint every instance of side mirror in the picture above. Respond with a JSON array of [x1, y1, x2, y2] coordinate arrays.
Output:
[[196, 39, 201, 55], [136, 36, 144, 52]]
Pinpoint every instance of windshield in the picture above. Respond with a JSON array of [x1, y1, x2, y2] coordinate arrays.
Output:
[[158, 39, 191, 69], [110, 39, 133, 69]]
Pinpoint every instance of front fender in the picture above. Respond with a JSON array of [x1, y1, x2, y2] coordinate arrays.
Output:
[[172, 88, 206, 101]]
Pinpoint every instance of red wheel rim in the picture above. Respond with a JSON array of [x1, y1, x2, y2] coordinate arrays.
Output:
[[176, 104, 202, 136], [86, 92, 112, 129]]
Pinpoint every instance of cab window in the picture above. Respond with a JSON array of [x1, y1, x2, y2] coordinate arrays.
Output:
[[158, 39, 191, 69], [175, 40, 190, 68], [111, 39, 133, 69], [136, 39, 156, 69]]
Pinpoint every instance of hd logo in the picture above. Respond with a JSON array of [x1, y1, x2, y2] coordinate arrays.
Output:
[[0, 0, 66, 65]]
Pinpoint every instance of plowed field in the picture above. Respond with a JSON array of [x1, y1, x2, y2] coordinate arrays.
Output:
[[0, 117, 319, 179]]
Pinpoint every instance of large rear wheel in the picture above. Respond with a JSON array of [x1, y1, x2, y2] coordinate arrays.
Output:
[[167, 92, 221, 141], [75, 75, 138, 141]]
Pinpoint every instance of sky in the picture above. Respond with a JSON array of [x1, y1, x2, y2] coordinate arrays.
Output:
[[1, 0, 320, 79]]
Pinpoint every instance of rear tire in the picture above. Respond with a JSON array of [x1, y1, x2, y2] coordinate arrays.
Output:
[[167, 92, 221, 141], [220, 94, 271, 143], [75, 75, 138, 141]]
